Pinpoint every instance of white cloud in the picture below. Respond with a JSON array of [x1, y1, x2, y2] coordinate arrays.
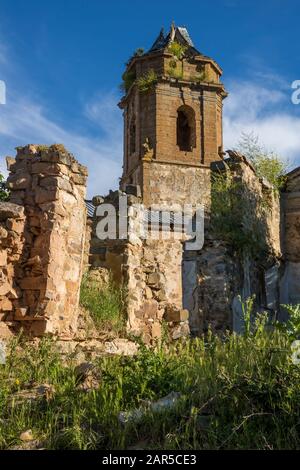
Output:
[[85, 90, 123, 138], [223, 80, 300, 166], [0, 35, 123, 197]]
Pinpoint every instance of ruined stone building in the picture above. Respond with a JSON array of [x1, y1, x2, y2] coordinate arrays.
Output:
[[88, 24, 285, 340], [0, 24, 300, 342]]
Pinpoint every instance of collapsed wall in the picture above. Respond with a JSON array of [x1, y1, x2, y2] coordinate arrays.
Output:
[[89, 189, 190, 343], [0, 144, 87, 338]]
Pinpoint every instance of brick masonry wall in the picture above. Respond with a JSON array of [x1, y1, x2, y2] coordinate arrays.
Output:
[[120, 53, 226, 192], [0, 144, 88, 338]]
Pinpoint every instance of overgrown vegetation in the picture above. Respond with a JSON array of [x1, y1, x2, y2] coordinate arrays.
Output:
[[166, 41, 209, 84], [1, 304, 300, 450], [0, 173, 9, 201], [211, 133, 288, 255], [167, 41, 187, 81], [120, 69, 136, 94], [136, 69, 158, 93], [190, 71, 208, 83], [237, 132, 289, 191], [167, 63, 183, 80], [210, 170, 269, 255], [133, 48, 144, 57], [276, 304, 300, 340], [167, 41, 187, 60], [120, 68, 158, 94], [80, 274, 126, 334]]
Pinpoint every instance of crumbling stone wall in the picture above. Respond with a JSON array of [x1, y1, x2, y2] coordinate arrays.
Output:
[[0, 144, 87, 338], [88, 188, 189, 343], [196, 239, 236, 333], [280, 168, 300, 310], [0, 202, 26, 339], [196, 152, 281, 334], [83, 217, 93, 273], [125, 238, 186, 342]]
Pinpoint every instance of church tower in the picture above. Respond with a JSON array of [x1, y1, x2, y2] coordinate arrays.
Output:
[[119, 23, 228, 207]]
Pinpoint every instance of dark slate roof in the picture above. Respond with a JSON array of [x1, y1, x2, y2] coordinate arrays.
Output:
[[149, 28, 166, 53], [85, 200, 95, 218], [148, 23, 201, 55], [177, 27, 194, 47]]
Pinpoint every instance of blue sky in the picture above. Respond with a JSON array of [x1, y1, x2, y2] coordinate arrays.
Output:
[[0, 0, 300, 196]]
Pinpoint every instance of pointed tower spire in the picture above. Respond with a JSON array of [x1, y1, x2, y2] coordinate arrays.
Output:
[[170, 20, 176, 42], [149, 27, 166, 52]]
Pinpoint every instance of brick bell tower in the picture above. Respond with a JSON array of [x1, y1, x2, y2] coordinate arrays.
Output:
[[119, 23, 228, 208]]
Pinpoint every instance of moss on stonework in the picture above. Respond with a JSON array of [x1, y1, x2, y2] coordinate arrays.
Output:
[[36, 145, 50, 151], [190, 71, 209, 84], [167, 67, 183, 80]]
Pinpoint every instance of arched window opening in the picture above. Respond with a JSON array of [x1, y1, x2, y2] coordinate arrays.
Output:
[[176, 106, 196, 152], [129, 116, 136, 155]]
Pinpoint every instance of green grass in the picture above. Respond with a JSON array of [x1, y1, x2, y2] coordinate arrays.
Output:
[[1, 308, 300, 449], [79, 274, 126, 334]]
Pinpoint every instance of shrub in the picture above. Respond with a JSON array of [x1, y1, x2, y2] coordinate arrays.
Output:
[[133, 48, 144, 57], [120, 69, 136, 94], [236, 132, 288, 191], [136, 69, 157, 93], [167, 66, 183, 80], [210, 171, 268, 255], [166, 41, 187, 82], [167, 41, 187, 60], [275, 304, 300, 340]]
